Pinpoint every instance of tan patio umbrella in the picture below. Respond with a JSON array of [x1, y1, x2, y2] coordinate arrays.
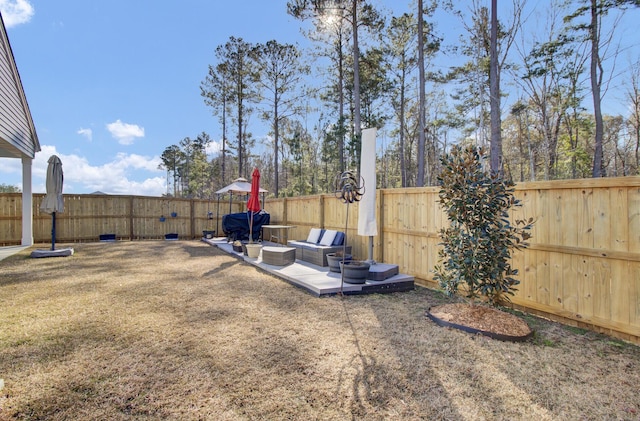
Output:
[[41, 155, 64, 250], [31, 155, 73, 257], [214, 177, 268, 235]]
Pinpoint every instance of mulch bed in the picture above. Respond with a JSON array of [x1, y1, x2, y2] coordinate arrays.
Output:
[[429, 303, 533, 338]]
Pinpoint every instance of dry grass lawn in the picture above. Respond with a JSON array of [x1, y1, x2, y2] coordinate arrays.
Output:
[[1, 240, 639, 420]]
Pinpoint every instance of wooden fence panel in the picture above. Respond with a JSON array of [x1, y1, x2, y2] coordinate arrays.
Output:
[[265, 198, 284, 226], [284, 195, 322, 241], [0, 194, 21, 243], [631, 187, 640, 252], [508, 179, 640, 342]]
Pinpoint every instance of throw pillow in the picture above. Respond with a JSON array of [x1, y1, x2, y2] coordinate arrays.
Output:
[[332, 231, 345, 246], [306, 228, 322, 243], [319, 229, 337, 246]]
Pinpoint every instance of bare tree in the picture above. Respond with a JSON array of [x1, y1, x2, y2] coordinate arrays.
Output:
[[626, 59, 640, 173], [254, 40, 309, 197], [517, 1, 588, 179], [203, 37, 259, 179], [565, 0, 640, 177], [417, 0, 427, 186], [489, 0, 502, 175], [385, 13, 417, 187], [201, 62, 231, 183]]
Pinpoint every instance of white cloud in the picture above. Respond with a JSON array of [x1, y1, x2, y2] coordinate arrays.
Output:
[[77, 128, 92, 141], [29, 145, 165, 196], [1, 146, 165, 195], [206, 139, 222, 157], [0, 0, 34, 27], [106, 119, 145, 145]]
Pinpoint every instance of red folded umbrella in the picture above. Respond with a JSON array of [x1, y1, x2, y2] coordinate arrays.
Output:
[[247, 168, 261, 213], [247, 168, 261, 242]]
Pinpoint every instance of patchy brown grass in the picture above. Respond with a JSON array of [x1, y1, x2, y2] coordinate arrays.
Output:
[[1, 241, 639, 420]]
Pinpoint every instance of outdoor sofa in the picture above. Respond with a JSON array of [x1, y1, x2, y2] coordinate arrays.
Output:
[[287, 228, 352, 267]]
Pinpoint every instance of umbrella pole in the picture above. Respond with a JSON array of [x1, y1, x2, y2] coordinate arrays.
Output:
[[367, 236, 374, 264], [216, 194, 220, 236], [249, 211, 254, 243], [340, 203, 350, 296], [51, 212, 56, 251]]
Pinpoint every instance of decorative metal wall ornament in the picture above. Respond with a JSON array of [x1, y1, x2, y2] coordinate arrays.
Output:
[[334, 171, 366, 294], [334, 171, 365, 203]]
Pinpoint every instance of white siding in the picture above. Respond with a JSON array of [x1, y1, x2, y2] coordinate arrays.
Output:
[[0, 13, 39, 159]]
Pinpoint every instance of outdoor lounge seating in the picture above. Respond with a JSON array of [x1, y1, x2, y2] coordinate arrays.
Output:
[[287, 228, 351, 267]]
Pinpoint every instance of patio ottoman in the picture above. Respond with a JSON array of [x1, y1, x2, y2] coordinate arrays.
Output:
[[262, 246, 296, 266]]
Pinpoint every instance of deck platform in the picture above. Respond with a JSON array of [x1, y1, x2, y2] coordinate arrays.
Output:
[[203, 238, 414, 297]]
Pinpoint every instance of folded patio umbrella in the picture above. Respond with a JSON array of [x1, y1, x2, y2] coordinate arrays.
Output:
[[247, 168, 261, 243], [40, 155, 64, 250], [358, 128, 378, 263], [31, 155, 73, 257]]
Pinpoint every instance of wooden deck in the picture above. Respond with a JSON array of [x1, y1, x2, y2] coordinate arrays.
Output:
[[203, 238, 414, 297]]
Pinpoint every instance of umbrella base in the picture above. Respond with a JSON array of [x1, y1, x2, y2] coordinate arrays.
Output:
[[31, 248, 74, 258]]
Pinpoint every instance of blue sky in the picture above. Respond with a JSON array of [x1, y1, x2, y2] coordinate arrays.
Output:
[[0, 0, 319, 195], [1, 1, 638, 195]]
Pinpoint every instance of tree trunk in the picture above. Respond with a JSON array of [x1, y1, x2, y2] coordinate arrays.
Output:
[[351, 0, 362, 169], [590, 0, 604, 177], [416, 0, 426, 187], [274, 92, 280, 197], [400, 66, 407, 187], [489, 0, 502, 176], [222, 97, 227, 183], [338, 30, 345, 174]]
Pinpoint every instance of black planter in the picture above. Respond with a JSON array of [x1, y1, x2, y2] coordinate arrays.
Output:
[[340, 261, 370, 284], [326, 252, 352, 273], [203, 230, 215, 239], [99, 233, 116, 242]]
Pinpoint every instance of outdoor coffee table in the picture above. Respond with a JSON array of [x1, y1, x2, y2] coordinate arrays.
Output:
[[261, 225, 296, 245]]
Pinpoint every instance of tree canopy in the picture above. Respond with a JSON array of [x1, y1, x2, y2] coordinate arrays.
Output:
[[164, 0, 640, 199]]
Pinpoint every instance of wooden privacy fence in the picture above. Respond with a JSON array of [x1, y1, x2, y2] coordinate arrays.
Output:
[[266, 177, 640, 344], [0, 193, 244, 244], [0, 177, 639, 343]]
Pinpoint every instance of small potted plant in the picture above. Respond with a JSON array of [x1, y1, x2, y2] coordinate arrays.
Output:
[[340, 260, 370, 284], [232, 240, 243, 253], [326, 250, 352, 273], [245, 242, 262, 258]]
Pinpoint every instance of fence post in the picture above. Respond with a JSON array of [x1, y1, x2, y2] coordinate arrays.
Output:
[[378, 189, 384, 263], [190, 199, 195, 239], [283, 197, 288, 225], [319, 195, 325, 228], [129, 196, 134, 240]]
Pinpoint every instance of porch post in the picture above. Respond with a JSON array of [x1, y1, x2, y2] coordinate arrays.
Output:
[[21, 155, 34, 246]]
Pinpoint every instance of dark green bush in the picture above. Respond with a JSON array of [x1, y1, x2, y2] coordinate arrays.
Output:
[[433, 145, 534, 306]]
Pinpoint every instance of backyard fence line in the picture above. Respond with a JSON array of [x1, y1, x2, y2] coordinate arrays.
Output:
[[0, 193, 243, 244], [1, 176, 639, 344]]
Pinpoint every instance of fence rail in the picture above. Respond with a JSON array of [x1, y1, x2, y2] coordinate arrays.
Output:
[[1, 176, 639, 343]]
